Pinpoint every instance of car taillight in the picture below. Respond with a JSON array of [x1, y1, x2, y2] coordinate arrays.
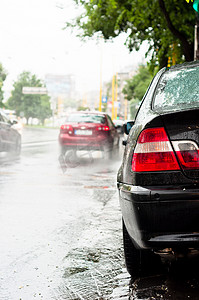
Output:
[[132, 127, 180, 172], [172, 141, 199, 170], [60, 124, 73, 133], [96, 125, 110, 131]]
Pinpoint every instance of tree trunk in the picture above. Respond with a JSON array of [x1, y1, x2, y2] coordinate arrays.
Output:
[[158, 0, 194, 61]]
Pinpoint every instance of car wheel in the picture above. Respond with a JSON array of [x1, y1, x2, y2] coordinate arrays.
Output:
[[123, 219, 141, 276], [60, 145, 67, 155], [122, 219, 162, 276]]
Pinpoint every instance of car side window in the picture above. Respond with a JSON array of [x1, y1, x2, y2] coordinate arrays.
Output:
[[135, 68, 166, 124]]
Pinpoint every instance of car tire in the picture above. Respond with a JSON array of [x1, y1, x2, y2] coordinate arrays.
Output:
[[60, 145, 67, 155], [122, 219, 162, 276]]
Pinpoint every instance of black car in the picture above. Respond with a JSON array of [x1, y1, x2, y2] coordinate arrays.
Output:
[[117, 61, 199, 276], [0, 110, 21, 155], [113, 119, 124, 135]]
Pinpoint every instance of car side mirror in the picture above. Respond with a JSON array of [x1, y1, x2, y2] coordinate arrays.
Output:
[[9, 120, 18, 125], [122, 139, 127, 146], [123, 121, 135, 135]]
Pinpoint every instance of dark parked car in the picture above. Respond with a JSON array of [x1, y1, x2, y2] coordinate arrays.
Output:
[[0, 109, 21, 154], [117, 61, 199, 276], [59, 111, 119, 157], [113, 119, 124, 135]]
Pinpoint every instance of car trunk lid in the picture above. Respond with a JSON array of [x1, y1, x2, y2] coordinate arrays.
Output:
[[161, 109, 199, 180], [61, 122, 107, 136]]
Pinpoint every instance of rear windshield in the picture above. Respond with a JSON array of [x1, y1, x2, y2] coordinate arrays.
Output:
[[153, 66, 199, 112], [66, 114, 106, 124]]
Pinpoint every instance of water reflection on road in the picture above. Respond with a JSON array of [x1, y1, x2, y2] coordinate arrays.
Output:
[[1, 128, 199, 299], [131, 257, 199, 300], [0, 128, 130, 300]]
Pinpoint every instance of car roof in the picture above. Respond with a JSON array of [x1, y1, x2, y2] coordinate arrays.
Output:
[[68, 111, 108, 116], [168, 60, 199, 71]]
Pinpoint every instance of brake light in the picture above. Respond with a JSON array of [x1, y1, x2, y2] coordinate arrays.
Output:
[[132, 127, 180, 172], [60, 124, 73, 133], [96, 125, 110, 131], [172, 141, 199, 170]]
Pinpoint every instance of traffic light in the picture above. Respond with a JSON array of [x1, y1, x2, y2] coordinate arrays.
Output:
[[193, 0, 199, 12]]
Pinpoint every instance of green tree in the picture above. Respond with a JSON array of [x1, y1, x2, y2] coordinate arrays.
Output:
[[7, 71, 52, 124], [68, 0, 195, 69], [37, 95, 52, 125], [129, 99, 140, 119], [123, 65, 153, 101], [0, 63, 7, 107]]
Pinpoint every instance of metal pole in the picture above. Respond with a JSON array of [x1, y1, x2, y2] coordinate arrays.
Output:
[[99, 62, 102, 111], [115, 73, 118, 119], [124, 99, 128, 121], [99, 38, 103, 111], [111, 75, 115, 120], [194, 13, 199, 60]]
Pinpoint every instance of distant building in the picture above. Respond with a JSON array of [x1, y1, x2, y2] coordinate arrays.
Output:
[[103, 67, 137, 119], [45, 74, 76, 115], [117, 72, 130, 117]]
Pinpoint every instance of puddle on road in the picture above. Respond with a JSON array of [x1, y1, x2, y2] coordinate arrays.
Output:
[[84, 185, 115, 190], [64, 266, 89, 276], [54, 247, 129, 300], [131, 275, 168, 299], [130, 257, 199, 299]]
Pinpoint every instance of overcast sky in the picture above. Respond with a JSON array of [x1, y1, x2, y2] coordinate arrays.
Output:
[[0, 0, 147, 99]]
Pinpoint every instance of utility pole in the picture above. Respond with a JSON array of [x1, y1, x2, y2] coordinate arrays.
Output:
[[99, 72, 102, 112], [111, 74, 115, 120], [193, 0, 199, 60], [115, 73, 118, 119], [194, 16, 199, 60], [99, 36, 103, 112], [124, 99, 128, 121]]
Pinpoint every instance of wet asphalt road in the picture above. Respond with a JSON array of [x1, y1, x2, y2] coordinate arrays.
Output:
[[0, 127, 130, 300], [1, 127, 199, 300]]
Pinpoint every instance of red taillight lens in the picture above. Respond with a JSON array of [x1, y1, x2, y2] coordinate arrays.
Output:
[[132, 127, 180, 172], [172, 141, 199, 170], [103, 126, 110, 131], [138, 127, 169, 143], [96, 125, 110, 131], [60, 124, 73, 132]]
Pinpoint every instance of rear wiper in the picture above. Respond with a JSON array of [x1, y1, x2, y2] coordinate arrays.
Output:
[[78, 121, 93, 123]]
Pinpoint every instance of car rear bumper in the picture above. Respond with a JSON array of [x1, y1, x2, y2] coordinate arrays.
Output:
[[118, 183, 199, 249], [59, 133, 110, 149]]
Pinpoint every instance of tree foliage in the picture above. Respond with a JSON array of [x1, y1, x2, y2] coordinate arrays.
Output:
[[123, 65, 153, 118], [7, 71, 52, 124], [68, 0, 195, 69], [123, 65, 153, 101], [0, 63, 7, 107]]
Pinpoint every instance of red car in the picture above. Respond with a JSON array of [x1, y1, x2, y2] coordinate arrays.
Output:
[[59, 111, 119, 157]]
